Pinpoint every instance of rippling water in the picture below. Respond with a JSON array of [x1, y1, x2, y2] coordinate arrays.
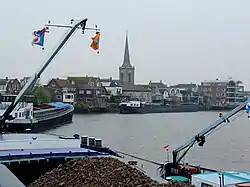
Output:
[[49, 111, 250, 180]]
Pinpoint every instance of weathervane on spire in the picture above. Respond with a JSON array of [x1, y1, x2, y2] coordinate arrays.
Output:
[[32, 19, 100, 53]]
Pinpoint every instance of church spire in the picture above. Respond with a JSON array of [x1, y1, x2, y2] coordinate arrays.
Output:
[[121, 31, 132, 68]]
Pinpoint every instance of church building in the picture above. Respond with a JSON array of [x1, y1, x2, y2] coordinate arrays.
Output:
[[119, 32, 135, 85], [118, 32, 152, 103]]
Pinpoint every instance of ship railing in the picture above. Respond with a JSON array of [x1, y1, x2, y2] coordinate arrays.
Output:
[[34, 106, 74, 121], [33, 105, 73, 116], [35, 108, 70, 119], [33, 107, 65, 114]]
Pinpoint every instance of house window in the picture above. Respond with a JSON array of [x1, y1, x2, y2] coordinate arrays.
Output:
[[216, 93, 220, 97], [171, 89, 175, 95], [217, 87, 220, 91], [65, 95, 71, 99], [117, 88, 121, 94], [128, 72, 132, 84], [15, 113, 18, 118], [89, 82, 94, 86], [19, 112, 21, 118], [79, 90, 85, 94], [86, 90, 92, 94], [51, 83, 55, 87], [57, 95, 62, 99], [96, 90, 100, 95], [120, 72, 124, 81]]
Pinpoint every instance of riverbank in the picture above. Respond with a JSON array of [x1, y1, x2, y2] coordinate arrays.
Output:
[[28, 157, 194, 187]]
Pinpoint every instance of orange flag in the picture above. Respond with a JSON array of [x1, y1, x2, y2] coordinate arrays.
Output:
[[90, 32, 100, 51]]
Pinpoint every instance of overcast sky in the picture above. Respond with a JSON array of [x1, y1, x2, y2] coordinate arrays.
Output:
[[1, 0, 250, 88]]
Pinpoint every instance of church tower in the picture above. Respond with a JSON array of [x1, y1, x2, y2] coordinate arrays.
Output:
[[119, 31, 135, 85]]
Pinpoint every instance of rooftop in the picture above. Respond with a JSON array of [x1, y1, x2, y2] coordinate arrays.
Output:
[[122, 84, 152, 92], [51, 78, 72, 88]]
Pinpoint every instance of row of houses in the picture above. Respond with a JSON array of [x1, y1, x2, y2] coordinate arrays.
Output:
[[46, 76, 203, 103], [0, 76, 246, 108], [46, 77, 247, 107]]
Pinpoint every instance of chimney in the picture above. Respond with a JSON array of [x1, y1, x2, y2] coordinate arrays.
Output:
[[110, 77, 112, 81], [5, 77, 8, 81], [160, 80, 162, 83]]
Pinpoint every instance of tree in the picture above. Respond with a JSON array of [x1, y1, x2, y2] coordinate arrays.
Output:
[[27, 85, 52, 105]]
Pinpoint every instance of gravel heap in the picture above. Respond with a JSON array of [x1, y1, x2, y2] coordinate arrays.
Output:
[[28, 157, 194, 187]]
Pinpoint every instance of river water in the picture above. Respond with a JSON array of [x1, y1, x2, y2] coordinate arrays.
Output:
[[49, 111, 250, 180]]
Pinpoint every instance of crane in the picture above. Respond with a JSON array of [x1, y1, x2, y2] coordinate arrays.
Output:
[[158, 99, 249, 179], [0, 18, 95, 132]]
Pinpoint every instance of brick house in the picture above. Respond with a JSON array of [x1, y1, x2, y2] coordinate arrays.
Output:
[[122, 84, 152, 103], [67, 76, 109, 109], [200, 79, 245, 106], [0, 77, 21, 95], [47, 78, 75, 103]]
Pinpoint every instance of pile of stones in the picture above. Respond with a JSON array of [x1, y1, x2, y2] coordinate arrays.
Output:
[[28, 157, 194, 187]]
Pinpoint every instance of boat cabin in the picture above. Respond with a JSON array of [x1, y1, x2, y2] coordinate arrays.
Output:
[[119, 101, 146, 108], [0, 94, 34, 120], [191, 171, 250, 187]]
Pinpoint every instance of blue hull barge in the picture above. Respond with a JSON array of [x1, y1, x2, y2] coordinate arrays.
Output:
[[4, 100, 74, 133], [0, 133, 119, 186], [119, 101, 199, 114]]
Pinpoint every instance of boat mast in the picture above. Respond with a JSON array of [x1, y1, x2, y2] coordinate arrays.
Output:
[[0, 18, 91, 131]]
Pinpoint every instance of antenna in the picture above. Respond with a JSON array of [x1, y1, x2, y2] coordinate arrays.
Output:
[[44, 20, 100, 33]]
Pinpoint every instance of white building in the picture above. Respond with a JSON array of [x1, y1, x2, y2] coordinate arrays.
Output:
[[62, 93, 74, 105], [100, 78, 123, 96]]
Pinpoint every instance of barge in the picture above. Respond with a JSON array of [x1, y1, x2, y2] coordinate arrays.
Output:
[[0, 133, 119, 186], [1, 95, 74, 133], [119, 101, 199, 114]]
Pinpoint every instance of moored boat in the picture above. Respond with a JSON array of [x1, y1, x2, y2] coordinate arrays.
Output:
[[1, 94, 74, 133], [191, 171, 250, 186], [0, 133, 119, 186], [119, 101, 199, 114]]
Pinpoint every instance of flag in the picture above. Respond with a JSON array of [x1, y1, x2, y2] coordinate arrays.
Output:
[[246, 96, 250, 114], [164, 145, 169, 151], [90, 32, 100, 52], [32, 27, 46, 50]]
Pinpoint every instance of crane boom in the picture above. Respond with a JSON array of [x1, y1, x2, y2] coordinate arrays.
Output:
[[0, 18, 88, 130], [173, 101, 247, 164]]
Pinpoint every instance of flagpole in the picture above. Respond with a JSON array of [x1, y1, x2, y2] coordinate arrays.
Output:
[[164, 145, 169, 163], [167, 150, 169, 163], [44, 20, 100, 33], [45, 24, 100, 31], [44, 20, 101, 54]]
